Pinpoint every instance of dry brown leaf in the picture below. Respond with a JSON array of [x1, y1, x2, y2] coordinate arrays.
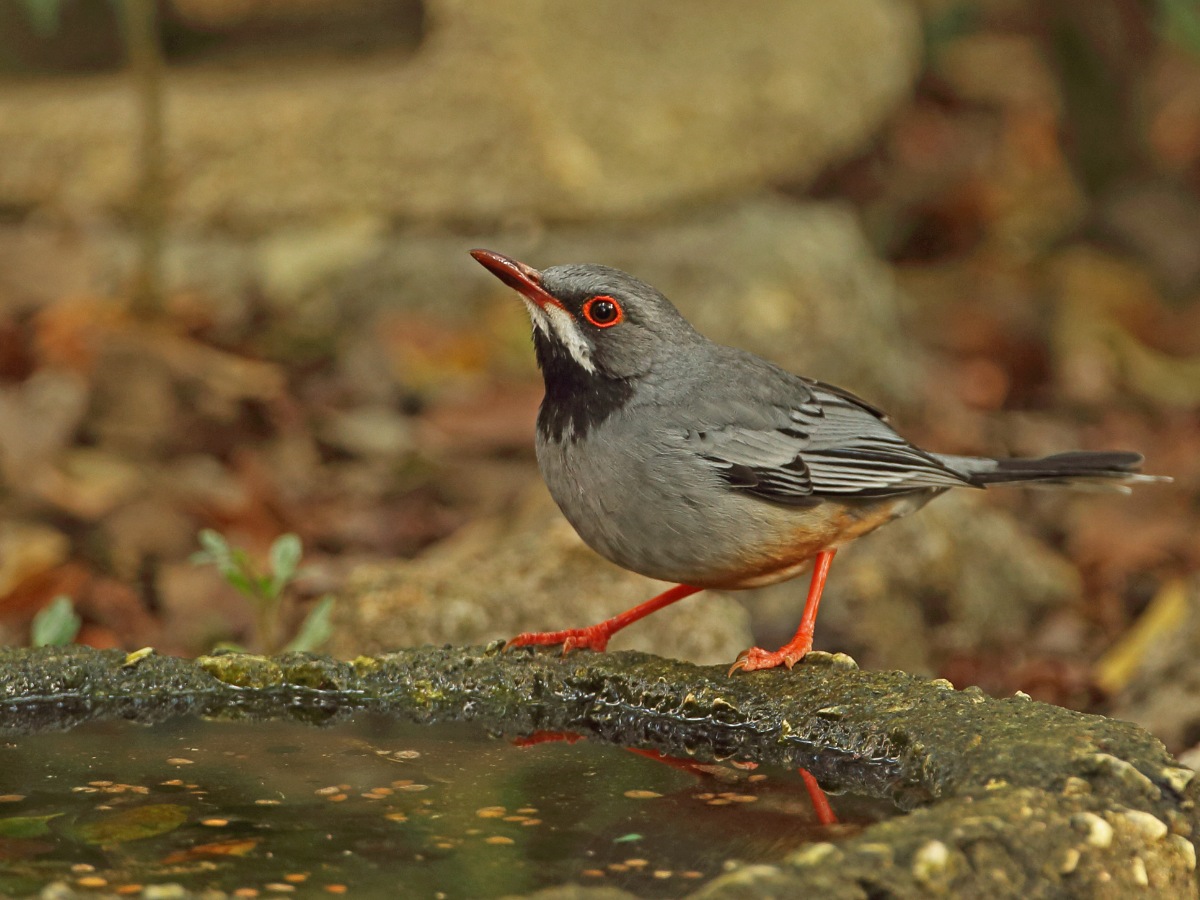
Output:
[[115, 326, 287, 418], [0, 562, 87, 623], [34, 295, 126, 374], [0, 523, 71, 599]]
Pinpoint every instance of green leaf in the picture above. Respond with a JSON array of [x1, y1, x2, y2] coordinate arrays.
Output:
[[31, 596, 81, 647], [0, 815, 61, 839], [195, 530, 241, 581], [224, 570, 256, 599], [17, 0, 69, 36], [284, 595, 335, 654], [75, 804, 188, 845], [268, 533, 303, 597], [256, 573, 275, 599], [229, 548, 255, 581], [197, 528, 231, 560]]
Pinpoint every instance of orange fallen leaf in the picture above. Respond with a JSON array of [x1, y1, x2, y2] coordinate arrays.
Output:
[[34, 295, 127, 374]]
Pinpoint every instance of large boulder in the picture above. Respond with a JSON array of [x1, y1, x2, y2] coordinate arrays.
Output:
[[0, 0, 920, 227]]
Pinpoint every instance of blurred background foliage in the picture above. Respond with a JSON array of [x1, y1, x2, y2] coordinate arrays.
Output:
[[0, 0, 1197, 752]]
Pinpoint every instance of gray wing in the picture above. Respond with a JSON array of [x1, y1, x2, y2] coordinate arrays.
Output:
[[680, 373, 972, 505]]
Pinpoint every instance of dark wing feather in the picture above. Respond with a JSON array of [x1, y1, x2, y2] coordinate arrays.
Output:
[[682, 372, 971, 504]]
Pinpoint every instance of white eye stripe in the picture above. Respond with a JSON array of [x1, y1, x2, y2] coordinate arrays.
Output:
[[543, 304, 597, 373], [521, 299, 548, 333]]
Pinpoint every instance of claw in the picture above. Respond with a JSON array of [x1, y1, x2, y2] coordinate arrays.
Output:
[[728, 642, 810, 675], [506, 625, 611, 655], [727, 649, 750, 677]]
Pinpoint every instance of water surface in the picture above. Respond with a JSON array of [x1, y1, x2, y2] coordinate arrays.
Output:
[[0, 717, 895, 897]]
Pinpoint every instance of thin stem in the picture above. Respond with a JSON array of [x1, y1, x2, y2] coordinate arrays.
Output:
[[121, 0, 167, 318]]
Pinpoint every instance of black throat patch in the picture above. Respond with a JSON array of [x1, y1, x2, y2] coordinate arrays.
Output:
[[533, 328, 634, 443]]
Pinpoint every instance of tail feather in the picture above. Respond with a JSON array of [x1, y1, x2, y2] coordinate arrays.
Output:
[[934, 451, 1170, 493]]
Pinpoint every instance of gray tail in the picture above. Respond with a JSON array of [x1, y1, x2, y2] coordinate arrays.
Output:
[[934, 451, 1170, 493]]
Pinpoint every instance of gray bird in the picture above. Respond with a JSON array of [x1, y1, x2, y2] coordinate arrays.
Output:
[[470, 249, 1167, 673]]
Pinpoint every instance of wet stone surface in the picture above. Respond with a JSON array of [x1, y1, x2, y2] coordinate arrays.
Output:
[[0, 645, 1197, 898]]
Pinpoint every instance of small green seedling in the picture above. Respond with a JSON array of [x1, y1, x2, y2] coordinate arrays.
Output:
[[191, 530, 334, 655], [31, 595, 82, 647]]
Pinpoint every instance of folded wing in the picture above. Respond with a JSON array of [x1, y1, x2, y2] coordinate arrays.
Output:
[[684, 379, 972, 505]]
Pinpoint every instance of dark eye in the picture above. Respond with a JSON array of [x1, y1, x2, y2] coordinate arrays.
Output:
[[582, 295, 623, 328]]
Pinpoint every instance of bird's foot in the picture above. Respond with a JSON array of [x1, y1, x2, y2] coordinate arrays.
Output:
[[505, 624, 612, 655], [728, 634, 812, 675]]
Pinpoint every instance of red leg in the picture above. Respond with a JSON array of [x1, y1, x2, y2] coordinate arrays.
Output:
[[798, 768, 838, 825], [514, 732, 836, 824], [624, 747, 723, 778], [507, 583, 703, 654], [511, 730, 585, 748], [729, 548, 837, 674], [627, 752, 836, 824]]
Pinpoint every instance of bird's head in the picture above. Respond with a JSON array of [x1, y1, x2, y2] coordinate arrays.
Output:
[[470, 249, 697, 382]]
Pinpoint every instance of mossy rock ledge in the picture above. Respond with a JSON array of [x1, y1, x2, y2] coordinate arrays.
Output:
[[1, 644, 1196, 899]]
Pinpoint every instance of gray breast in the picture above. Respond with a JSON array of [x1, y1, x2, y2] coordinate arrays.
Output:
[[534, 413, 802, 585]]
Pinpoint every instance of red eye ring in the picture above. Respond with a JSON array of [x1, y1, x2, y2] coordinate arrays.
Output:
[[582, 295, 623, 328]]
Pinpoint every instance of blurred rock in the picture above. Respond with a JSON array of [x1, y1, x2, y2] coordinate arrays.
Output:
[[349, 199, 925, 409], [334, 484, 1083, 678], [0, 225, 109, 314], [259, 216, 387, 311], [13, 206, 922, 424], [330, 485, 753, 666], [0, 0, 919, 227], [545, 200, 922, 405], [319, 405, 413, 460], [749, 491, 1082, 676], [81, 199, 922, 411]]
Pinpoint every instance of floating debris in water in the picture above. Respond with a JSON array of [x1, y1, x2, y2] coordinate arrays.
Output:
[[0, 716, 886, 896]]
